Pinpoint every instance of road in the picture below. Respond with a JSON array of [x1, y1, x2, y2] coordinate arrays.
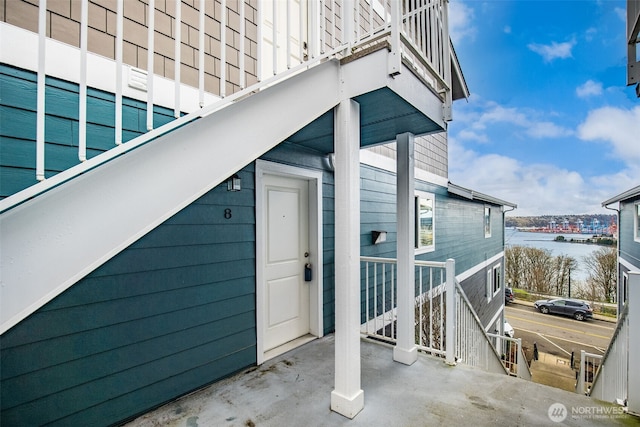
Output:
[[504, 304, 615, 363]]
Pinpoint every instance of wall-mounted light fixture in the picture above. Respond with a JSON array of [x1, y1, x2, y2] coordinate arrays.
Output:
[[325, 153, 336, 172], [372, 230, 387, 245], [227, 174, 241, 192]]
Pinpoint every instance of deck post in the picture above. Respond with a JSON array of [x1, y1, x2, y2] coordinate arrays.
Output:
[[445, 258, 456, 365], [331, 99, 364, 419], [393, 132, 418, 365], [628, 272, 640, 415]]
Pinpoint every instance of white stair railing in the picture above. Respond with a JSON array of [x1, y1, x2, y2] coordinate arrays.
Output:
[[3, 0, 450, 206], [576, 350, 604, 396], [585, 305, 628, 403], [455, 282, 509, 375], [360, 256, 509, 375], [487, 334, 532, 380]]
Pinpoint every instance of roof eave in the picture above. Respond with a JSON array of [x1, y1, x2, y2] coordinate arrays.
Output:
[[448, 182, 517, 209], [602, 184, 640, 207]]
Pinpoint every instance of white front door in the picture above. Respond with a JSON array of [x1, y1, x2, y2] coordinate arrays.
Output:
[[263, 174, 310, 351]]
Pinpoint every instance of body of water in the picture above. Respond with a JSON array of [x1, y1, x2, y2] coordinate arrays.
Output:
[[504, 229, 608, 282]]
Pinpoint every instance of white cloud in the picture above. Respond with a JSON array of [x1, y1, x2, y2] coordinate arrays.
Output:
[[526, 121, 573, 138], [448, 1, 476, 44], [458, 129, 489, 143], [504, 26, 512, 34], [614, 7, 626, 22], [456, 101, 572, 139], [584, 27, 597, 42], [448, 138, 634, 216], [576, 80, 603, 98], [528, 38, 576, 62], [577, 106, 640, 163]]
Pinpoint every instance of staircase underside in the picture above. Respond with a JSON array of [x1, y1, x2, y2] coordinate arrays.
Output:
[[0, 47, 445, 334]]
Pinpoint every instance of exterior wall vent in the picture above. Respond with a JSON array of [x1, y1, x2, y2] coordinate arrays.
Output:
[[128, 67, 148, 91]]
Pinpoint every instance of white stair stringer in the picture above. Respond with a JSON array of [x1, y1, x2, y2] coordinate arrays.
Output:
[[0, 60, 342, 334]]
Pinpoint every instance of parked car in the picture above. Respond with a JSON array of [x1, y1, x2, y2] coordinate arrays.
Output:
[[505, 287, 515, 304], [504, 320, 514, 338], [533, 298, 593, 321]]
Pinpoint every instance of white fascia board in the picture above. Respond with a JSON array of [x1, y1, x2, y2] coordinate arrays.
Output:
[[0, 22, 216, 114], [456, 252, 504, 284], [621, 256, 640, 273]]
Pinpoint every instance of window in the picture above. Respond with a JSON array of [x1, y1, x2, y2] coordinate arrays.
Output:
[[415, 192, 435, 253], [486, 264, 502, 301], [623, 272, 628, 306], [492, 264, 501, 296], [484, 206, 491, 238], [635, 203, 640, 242]]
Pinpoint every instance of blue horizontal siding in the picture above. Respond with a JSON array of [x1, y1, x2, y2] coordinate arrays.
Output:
[[0, 64, 178, 198], [359, 164, 506, 320], [0, 138, 341, 426], [1, 164, 259, 426]]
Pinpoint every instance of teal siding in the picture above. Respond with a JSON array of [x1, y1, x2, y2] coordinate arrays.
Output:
[[359, 164, 505, 273], [359, 164, 506, 322], [0, 64, 177, 199], [1, 167, 258, 426]]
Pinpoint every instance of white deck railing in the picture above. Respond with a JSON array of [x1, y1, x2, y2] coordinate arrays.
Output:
[[360, 256, 509, 376], [455, 282, 510, 375], [584, 305, 628, 403], [576, 350, 604, 396], [487, 334, 532, 380], [360, 257, 449, 357], [2, 0, 450, 213]]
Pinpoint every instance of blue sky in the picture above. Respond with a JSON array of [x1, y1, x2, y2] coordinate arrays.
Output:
[[447, 0, 639, 216]]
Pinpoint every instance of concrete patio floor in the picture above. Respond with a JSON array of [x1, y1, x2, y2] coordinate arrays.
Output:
[[124, 335, 638, 427]]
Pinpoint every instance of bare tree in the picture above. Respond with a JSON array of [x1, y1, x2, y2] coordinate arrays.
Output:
[[522, 247, 555, 294], [583, 247, 617, 303], [505, 245, 526, 288], [552, 255, 578, 297]]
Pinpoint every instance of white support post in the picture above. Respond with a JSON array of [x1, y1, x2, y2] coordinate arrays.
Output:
[[331, 99, 364, 419], [516, 338, 523, 378], [393, 132, 417, 366], [445, 258, 456, 365], [628, 272, 640, 415], [577, 350, 586, 394]]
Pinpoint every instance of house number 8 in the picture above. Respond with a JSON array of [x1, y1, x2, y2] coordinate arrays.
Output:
[[224, 208, 232, 219]]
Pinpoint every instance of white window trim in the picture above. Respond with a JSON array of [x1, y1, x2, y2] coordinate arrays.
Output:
[[415, 190, 435, 255], [492, 264, 502, 297], [484, 205, 492, 238], [634, 202, 640, 243], [486, 270, 492, 303]]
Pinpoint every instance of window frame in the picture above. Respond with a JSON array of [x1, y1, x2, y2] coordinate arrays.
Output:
[[635, 202, 640, 243], [484, 205, 492, 238], [414, 190, 435, 255], [492, 264, 502, 297]]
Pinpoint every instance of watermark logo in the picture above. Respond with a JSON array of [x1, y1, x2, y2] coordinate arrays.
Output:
[[548, 403, 627, 422], [548, 403, 567, 423]]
